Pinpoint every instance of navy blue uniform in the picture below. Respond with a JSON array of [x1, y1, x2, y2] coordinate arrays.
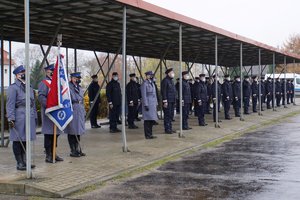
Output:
[[161, 76, 176, 132], [222, 80, 233, 119], [194, 80, 208, 125], [287, 81, 292, 104], [182, 80, 192, 129], [281, 81, 286, 105], [206, 81, 212, 114], [291, 81, 295, 103], [126, 80, 140, 127], [243, 80, 251, 114], [106, 79, 122, 131], [232, 81, 241, 117], [211, 81, 221, 122], [275, 80, 281, 107], [251, 80, 258, 112], [265, 80, 274, 109], [260, 80, 266, 110], [88, 81, 100, 127]]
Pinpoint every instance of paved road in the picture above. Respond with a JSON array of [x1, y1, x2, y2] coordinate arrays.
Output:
[[73, 115, 300, 200]]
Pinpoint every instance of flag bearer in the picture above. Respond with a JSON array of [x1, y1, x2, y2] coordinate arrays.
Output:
[[65, 72, 86, 157], [38, 64, 64, 163], [6, 65, 37, 170]]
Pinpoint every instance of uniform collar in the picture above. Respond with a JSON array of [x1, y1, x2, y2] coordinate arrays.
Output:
[[15, 79, 23, 86]]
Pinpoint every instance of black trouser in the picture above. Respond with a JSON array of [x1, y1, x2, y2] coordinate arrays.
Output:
[[176, 98, 180, 113], [261, 95, 265, 109], [243, 97, 250, 114], [223, 99, 231, 119], [182, 103, 190, 128], [252, 96, 258, 112], [197, 102, 206, 125], [163, 102, 174, 132], [266, 94, 273, 108], [276, 94, 281, 106], [291, 93, 294, 103], [287, 93, 291, 104], [13, 141, 26, 163], [233, 99, 241, 116], [109, 105, 121, 130], [144, 120, 154, 138], [282, 94, 286, 105], [90, 102, 99, 126], [44, 134, 59, 150], [194, 101, 198, 116], [127, 104, 138, 126], [205, 99, 211, 114]]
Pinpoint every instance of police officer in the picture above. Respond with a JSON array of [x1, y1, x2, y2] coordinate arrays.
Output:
[[251, 76, 258, 113], [232, 76, 241, 117], [188, 79, 194, 114], [290, 79, 295, 104], [126, 73, 140, 129], [38, 64, 64, 163], [65, 72, 86, 157], [222, 75, 233, 119], [175, 78, 180, 114], [7, 65, 37, 170], [275, 78, 282, 107], [193, 77, 200, 116], [287, 79, 292, 104], [206, 77, 212, 114], [106, 72, 122, 133], [243, 75, 251, 114], [266, 77, 273, 109], [194, 74, 208, 126], [161, 68, 176, 134], [141, 71, 158, 139], [88, 74, 101, 128], [181, 71, 192, 130], [211, 75, 222, 122]]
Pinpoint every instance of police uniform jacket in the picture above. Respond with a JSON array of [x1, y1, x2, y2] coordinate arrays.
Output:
[[222, 80, 233, 101], [275, 81, 281, 94], [161, 76, 176, 103], [88, 81, 100, 104], [194, 80, 208, 103], [6, 79, 37, 141], [251, 81, 258, 96], [211, 81, 222, 99], [106, 79, 122, 106], [141, 79, 158, 121], [243, 80, 251, 97], [126, 80, 140, 105], [65, 82, 86, 135], [182, 80, 192, 104], [265, 80, 273, 95], [232, 81, 241, 100]]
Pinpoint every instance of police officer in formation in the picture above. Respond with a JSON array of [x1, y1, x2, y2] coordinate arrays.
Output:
[[193, 77, 200, 116], [38, 64, 64, 163], [106, 72, 122, 133], [65, 72, 86, 157], [260, 77, 266, 111], [141, 71, 158, 139], [6, 65, 37, 170], [88, 74, 101, 129], [222, 74, 233, 119], [265, 77, 273, 109], [126, 73, 140, 129], [161, 68, 176, 134], [287, 79, 292, 104], [206, 77, 212, 114], [251, 76, 258, 113], [243, 75, 251, 114], [181, 71, 192, 130], [232, 76, 241, 117], [275, 78, 282, 107], [211, 75, 222, 122], [290, 79, 295, 104], [194, 74, 208, 126]]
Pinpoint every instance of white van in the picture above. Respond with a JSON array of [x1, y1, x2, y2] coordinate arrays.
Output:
[[265, 73, 300, 94]]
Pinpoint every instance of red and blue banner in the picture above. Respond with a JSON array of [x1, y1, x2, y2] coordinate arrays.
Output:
[[45, 54, 73, 131]]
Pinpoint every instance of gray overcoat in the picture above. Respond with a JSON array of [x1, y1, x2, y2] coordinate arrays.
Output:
[[6, 79, 37, 141], [64, 82, 86, 135], [141, 79, 158, 121], [38, 77, 62, 135]]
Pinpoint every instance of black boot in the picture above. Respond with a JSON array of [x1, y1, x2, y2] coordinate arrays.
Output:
[[76, 143, 86, 157], [55, 154, 64, 162], [45, 147, 54, 163], [70, 143, 80, 157], [22, 152, 36, 169], [15, 155, 26, 171]]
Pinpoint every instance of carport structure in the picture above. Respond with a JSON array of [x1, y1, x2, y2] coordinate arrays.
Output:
[[1, 0, 300, 178]]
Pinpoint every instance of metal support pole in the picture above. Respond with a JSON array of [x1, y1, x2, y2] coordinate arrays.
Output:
[[0, 28, 4, 147], [240, 43, 244, 121], [273, 53, 276, 111], [107, 53, 110, 81], [258, 49, 263, 116], [121, 6, 128, 152], [179, 24, 183, 138], [24, 0, 32, 178], [215, 35, 220, 128], [74, 48, 77, 72], [66, 47, 69, 75], [293, 59, 296, 105], [284, 56, 287, 108], [9, 40, 12, 85], [160, 60, 163, 119]]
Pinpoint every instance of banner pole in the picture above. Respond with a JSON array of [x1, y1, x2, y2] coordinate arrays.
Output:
[[52, 125, 57, 163]]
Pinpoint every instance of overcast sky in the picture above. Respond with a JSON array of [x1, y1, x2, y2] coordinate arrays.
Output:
[[144, 0, 300, 48]]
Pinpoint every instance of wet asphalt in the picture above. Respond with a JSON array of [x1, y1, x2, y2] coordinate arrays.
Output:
[[74, 115, 300, 200]]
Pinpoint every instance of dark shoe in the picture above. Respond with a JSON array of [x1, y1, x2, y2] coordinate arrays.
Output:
[[244, 112, 250, 115], [91, 125, 101, 128], [45, 155, 54, 163], [183, 127, 192, 130], [70, 151, 81, 157], [165, 131, 173, 134], [55, 155, 64, 162], [235, 115, 240, 117], [199, 123, 207, 126], [153, 121, 159, 125], [146, 136, 157, 139], [16, 155, 26, 171], [172, 119, 175, 122], [22, 153, 36, 168], [253, 111, 257, 113], [110, 128, 121, 133], [225, 117, 232, 120], [135, 118, 141, 121], [128, 125, 138, 129], [117, 120, 122, 124]]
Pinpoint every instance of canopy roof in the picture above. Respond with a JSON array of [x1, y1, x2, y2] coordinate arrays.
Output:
[[1, 0, 299, 66]]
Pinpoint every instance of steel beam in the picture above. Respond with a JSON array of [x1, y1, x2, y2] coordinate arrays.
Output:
[[9, 40, 12, 85], [74, 48, 77, 72], [179, 24, 183, 138], [273, 53, 276, 111], [132, 56, 144, 81], [258, 49, 263, 116], [293, 59, 296, 105], [0, 27, 4, 148], [215, 35, 220, 128], [66, 47, 69, 75], [40, 44, 49, 66], [240, 43, 244, 121], [284, 56, 288, 108]]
